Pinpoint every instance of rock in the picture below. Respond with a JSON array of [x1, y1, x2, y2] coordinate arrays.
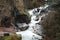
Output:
[[17, 23, 29, 31], [15, 14, 30, 24], [23, 0, 45, 9], [0, 0, 31, 27]]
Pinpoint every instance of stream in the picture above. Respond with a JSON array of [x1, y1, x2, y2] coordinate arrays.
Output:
[[16, 4, 49, 40]]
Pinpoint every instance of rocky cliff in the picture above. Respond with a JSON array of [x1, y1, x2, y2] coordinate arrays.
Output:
[[0, 0, 30, 27], [23, 0, 45, 9]]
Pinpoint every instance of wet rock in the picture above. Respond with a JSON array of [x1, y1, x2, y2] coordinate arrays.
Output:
[[35, 16, 39, 21], [15, 14, 30, 24], [16, 23, 29, 31]]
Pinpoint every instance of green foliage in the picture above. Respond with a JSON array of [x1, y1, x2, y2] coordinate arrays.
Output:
[[4, 34, 22, 40], [0, 37, 3, 40]]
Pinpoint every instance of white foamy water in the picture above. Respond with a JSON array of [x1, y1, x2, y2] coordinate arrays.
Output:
[[16, 4, 49, 40]]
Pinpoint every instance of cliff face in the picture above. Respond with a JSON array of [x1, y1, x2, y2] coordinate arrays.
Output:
[[41, 2, 60, 40], [0, 0, 45, 27], [0, 0, 30, 27], [23, 0, 45, 9], [0, 0, 12, 22]]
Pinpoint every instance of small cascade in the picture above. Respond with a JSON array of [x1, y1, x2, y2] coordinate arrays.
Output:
[[16, 4, 49, 40], [28, 4, 49, 35]]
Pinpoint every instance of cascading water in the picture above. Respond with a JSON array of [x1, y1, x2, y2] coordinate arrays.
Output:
[[16, 4, 49, 40]]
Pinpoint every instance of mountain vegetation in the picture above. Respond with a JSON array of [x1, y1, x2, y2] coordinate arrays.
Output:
[[0, 0, 60, 40], [41, 2, 60, 40], [23, 0, 45, 9], [0, 0, 30, 27], [3, 34, 22, 40]]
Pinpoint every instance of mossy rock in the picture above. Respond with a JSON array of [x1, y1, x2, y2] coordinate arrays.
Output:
[[4, 34, 22, 40]]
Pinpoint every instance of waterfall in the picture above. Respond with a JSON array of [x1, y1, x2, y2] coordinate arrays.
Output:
[[16, 4, 49, 40]]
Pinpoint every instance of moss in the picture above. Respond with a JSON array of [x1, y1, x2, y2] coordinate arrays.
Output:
[[4, 34, 22, 40], [15, 0, 31, 22], [19, 8, 31, 19]]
